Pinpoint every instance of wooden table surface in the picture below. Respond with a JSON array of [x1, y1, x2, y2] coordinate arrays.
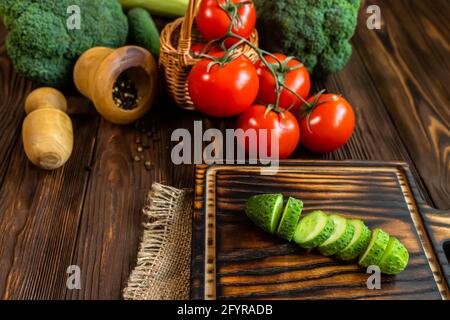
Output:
[[0, 0, 448, 300]]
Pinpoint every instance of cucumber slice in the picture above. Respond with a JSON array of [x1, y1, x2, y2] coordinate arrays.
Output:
[[276, 197, 303, 241], [245, 194, 284, 234], [358, 228, 390, 268], [318, 215, 355, 256], [336, 220, 372, 261], [378, 237, 409, 274], [293, 211, 335, 249]]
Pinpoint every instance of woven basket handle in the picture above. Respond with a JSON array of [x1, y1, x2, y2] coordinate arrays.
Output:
[[179, 0, 200, 56]]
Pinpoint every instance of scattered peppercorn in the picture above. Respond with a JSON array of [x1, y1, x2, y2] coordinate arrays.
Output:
[[133, 155, 141, 162], [144, 161, 152, 171]]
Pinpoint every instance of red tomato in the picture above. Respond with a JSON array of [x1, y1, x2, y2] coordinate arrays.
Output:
[[190, 43, 222, 56], [188, 53, 259, 117], [256, 53, 311, 110], [236, 104, 300, 159], [299, 94, 355, 153], [196, 0, 256, 47]]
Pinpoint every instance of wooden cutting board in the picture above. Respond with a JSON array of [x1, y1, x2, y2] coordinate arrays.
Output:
[[191, 161, 450, 300]]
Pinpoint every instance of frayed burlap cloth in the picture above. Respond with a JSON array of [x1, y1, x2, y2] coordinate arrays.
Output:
[[123, 183, 193, 300]]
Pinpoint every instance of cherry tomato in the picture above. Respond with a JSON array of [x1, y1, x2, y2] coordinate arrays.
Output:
[[299, 94, 355, 153], [236, 104, 300, 159], [256, 53, 311, 110], [190, 43, 222, 57], [188, 52, 259, 117], [196, 0, 256, 47]]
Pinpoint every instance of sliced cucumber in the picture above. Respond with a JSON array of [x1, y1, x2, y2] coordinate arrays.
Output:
[[276, 197, 303, 241], [358, 228, 390, 268], [245, 194, 284, 234], [318, 215, 355, 256], [378, 236, 409, 275], [336, 220, 372, 261], [293, 211, 335, 249]]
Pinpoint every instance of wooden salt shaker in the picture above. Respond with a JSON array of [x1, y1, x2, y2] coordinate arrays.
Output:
[[22, 87, 73, 170]]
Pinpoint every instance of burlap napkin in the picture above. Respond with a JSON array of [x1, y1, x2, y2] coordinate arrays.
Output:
[[123, 183, 193, 300]]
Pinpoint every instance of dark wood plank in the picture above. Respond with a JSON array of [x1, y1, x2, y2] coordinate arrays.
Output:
[[0, 17, 100, 299], [312, 37, 435, 207], [353, 0, 450, 209], [65, 105, 195, 299], [191, 162, 449, 300], [0, 18, 32, 186], [0, 97, 99, 299]]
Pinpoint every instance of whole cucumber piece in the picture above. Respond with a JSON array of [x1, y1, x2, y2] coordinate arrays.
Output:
[[128, 8, 160, 56]]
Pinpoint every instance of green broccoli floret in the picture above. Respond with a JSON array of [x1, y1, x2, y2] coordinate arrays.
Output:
[[1, 0, 129, 87], [254, 0, 361, 76]]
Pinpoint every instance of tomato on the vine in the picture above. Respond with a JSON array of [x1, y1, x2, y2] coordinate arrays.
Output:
[[299, 94, 355, 153], [256, 53, 311, 111], [236, 104, 300, 159], [190, 43, 222, 57], [196, 0, 256, 47], [188, 52, 259, 117]]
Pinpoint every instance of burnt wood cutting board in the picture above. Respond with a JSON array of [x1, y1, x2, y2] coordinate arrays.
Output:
[[191, 161, 450, 300]]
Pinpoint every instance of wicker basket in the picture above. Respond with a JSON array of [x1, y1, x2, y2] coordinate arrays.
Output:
[[159, 0, 259, 111]]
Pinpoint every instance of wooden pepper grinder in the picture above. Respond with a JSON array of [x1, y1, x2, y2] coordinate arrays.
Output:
[[22, 87, 73, 170], [73, 46, 158, 125]]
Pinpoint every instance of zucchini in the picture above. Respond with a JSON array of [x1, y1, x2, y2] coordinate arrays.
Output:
[[318, 215, 355, 256], [119, 0, 189, 18], [336, 219, 371, 261], [276, 197, 303, 241], [245, 194, 284, 234], [358, 228, 390, 268], [293, 211, 335, 249], [127, 8, 160, 56]]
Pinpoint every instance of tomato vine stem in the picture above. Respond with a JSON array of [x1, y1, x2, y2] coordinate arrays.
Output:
[[198, 0, 312, 119]]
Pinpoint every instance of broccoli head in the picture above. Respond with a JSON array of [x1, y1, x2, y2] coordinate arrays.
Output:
[[1, 0, 128, 87], [254, 0, 361, 76]]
